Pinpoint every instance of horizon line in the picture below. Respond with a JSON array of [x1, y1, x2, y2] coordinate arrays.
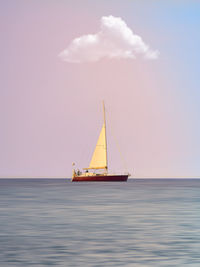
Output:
[[0, 177, 200, 179]]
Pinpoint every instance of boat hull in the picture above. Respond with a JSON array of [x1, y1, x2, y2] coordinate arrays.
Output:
[[72, 174, 128, 182]]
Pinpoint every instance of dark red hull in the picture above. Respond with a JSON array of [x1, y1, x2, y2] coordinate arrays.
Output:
[[72, 175, 128, 182]]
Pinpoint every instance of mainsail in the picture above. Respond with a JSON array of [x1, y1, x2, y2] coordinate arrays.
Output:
[[89, 123, 107, 169], [84, 102, 108, 171]]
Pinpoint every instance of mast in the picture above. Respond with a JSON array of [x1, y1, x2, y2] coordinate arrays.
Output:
[[103, 101, 108, 173]]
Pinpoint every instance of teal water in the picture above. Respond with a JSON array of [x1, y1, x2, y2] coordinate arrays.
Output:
[[0, 179, 200, 266]]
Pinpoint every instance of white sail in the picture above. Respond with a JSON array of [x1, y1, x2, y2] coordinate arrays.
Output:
[[88, 123, 107, 170], [84, 102, 108, 171]]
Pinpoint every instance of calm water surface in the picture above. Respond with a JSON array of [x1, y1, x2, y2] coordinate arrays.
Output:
[[0, 179, 200, 266]]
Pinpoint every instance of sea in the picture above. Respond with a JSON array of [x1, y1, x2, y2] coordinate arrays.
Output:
[[0, 179, 200, 267]]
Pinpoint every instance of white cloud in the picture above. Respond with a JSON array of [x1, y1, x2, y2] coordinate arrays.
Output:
[[59, 15, 159, 63]]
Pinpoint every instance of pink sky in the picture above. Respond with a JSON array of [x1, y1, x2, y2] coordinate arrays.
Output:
[[1, 1, 200, 178]]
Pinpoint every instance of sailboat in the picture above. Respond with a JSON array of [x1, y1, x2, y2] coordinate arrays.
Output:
[[71, 102, 130, 182]]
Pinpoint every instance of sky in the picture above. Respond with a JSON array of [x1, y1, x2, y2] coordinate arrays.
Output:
[[0, 0, 200, 178]]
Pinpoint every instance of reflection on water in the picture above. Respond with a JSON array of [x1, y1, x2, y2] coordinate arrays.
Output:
[[0, 179, 200, 266]]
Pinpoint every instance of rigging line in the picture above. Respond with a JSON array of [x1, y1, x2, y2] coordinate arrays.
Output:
[[107, 109, 128, 173]]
